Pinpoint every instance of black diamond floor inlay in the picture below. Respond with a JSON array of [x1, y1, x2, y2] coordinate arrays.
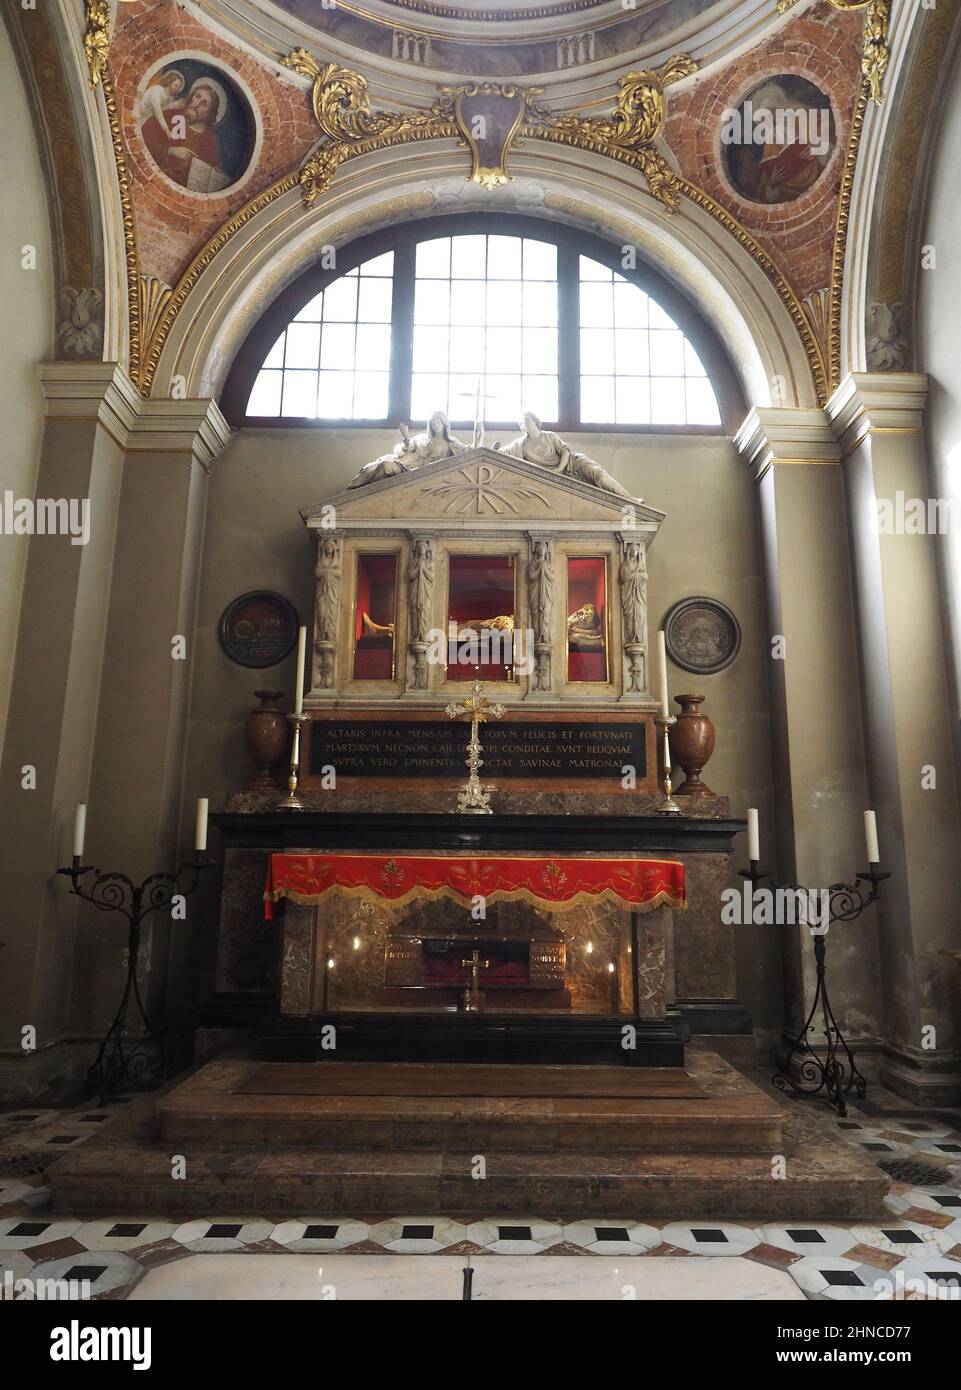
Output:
[[932, 1195, 961, 1208], [105, 1223, 147, 1238], [823, 1270, 864, 1287], [594, 1227, 630, 1241], [304, 1225, 339, 1240], [786, 1230, 826, 1243], [400, 1225, 434, 1240], [205, 1224, 243, 1239], [498, 1226, 532, 1241], [64, 1265, 108, 1283], [881, 1230, 923, 1244], [691, 1229, 729, 1243], [7, 1222, 49, 1237]]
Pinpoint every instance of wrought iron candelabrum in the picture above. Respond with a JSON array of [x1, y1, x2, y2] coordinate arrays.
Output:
[[57, 852, 214, 1103], [739, 857, 889, 1117]]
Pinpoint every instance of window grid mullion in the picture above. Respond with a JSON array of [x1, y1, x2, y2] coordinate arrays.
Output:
[[556, 242, 580, 431], [390, 237, 416, 426]]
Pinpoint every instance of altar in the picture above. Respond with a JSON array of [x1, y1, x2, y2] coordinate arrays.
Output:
[[204, 417, 750, 1066], [266, 848, 686, 1018]]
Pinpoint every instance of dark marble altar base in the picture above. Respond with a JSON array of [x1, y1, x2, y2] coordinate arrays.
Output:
[[47, 1048, 889, 1218], [260, 1011, 685, 1066], [211, 807, 745, 1025]]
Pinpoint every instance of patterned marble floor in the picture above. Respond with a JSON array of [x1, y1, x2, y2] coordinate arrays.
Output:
[[1, 1081, 960, 1301]]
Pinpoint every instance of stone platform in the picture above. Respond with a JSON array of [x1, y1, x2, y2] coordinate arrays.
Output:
[[47, 1047, 889, 1218]]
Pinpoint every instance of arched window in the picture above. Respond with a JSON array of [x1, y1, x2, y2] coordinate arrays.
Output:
[[222, 216, 743, 432]]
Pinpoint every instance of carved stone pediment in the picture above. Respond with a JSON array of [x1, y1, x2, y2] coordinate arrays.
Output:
[[301, 447, 665, 532]]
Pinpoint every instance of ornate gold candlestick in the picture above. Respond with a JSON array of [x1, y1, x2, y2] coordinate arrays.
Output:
[[655, 714, 682, 815], [276, 711, 310, 811], [445, 680, 506, 815]]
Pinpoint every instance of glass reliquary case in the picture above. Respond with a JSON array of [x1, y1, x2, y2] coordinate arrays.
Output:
[[301, 434, 664, 705]]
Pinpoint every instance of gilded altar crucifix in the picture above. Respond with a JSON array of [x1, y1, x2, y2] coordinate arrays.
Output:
[[445, 680, 506, 814]]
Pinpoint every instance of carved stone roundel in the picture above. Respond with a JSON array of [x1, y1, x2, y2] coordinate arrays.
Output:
[[663, 596, 741, 675]]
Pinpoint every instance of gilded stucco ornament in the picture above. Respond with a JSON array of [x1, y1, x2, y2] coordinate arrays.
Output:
[[282, 50, 459, 207], [284, 50, 697, 211], [776, 0, 889, 104], [527, 58, 698, 211], [83, 0, 111, 88]]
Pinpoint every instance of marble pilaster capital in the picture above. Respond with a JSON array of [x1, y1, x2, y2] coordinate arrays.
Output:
[[39, 361, 233, 467], [734, 405, 840, 482], [826, 372, 929, 457]]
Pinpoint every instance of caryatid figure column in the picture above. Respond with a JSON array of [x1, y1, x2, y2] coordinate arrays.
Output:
[[405, 534, 435, 695], [311, 532, 343, 697], [526, 533, 554, 697], [618, 534, 648, 700]]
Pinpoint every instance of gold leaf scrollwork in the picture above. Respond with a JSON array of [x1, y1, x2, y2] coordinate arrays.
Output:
[[283, 49, 457, 206], [527, 57, 698, 210], [83, 0, 111, 88], [284, 49, 696, 211], [776, 0, 888, 105]]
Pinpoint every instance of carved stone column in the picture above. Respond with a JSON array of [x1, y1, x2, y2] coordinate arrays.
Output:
[[312, 532, 343, 696], [405, 534, 435, 695], [526, 532, 554, 697], [618, 534, 648, 701]]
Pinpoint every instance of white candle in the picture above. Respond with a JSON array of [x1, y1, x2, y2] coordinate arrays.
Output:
[[293, 625, 307, 715], [657, 630, 669, 718], [73, 803, 86, 859], [864, 809, 879, 865], [746, 807, 760, 863], [195, 797, 209, 853]]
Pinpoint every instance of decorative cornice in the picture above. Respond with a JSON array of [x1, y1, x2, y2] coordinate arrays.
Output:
[[39, 361, 141, 446], [734, 405, 840, 481], [825, 370, 928, 452], [125, 399, 233, 468], [38, 362, 232, 464]]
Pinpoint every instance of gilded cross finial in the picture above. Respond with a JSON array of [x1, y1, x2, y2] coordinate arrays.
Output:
[[446, 681, 506, 814]]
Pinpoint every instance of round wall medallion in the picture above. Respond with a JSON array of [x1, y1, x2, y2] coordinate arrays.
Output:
[[219, 591, 299, 669], [722, 74, 836, 206], [137, 57, 257, 195], [663, 597, 741, 675]]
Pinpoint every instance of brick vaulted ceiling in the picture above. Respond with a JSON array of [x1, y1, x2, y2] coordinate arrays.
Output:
[[32, 0, 955, 400]]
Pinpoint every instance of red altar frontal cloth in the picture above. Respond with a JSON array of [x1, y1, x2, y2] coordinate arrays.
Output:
[[264, 852, 686, 918]]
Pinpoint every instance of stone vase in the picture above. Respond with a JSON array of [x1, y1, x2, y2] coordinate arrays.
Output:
[[669, 693, 716, 797], [244, 689, 287, 791]]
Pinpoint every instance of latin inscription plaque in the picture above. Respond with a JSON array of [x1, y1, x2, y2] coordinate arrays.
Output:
[[308, 720, 647, 780]]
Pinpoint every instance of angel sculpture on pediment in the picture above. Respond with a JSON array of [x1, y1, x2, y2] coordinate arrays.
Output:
[[500, 412, 640, 503], [347, 410, 467, 488]]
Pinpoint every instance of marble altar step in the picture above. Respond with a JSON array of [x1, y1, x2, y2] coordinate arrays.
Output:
[[47, 1050, 889, 1219], [235, 1061, 707, 1099], [156, 1058, 784, 1154]]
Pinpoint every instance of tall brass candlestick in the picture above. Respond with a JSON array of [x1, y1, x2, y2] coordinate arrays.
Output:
[[277, 711, 309, 811], [655, 713, 682, 815]]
